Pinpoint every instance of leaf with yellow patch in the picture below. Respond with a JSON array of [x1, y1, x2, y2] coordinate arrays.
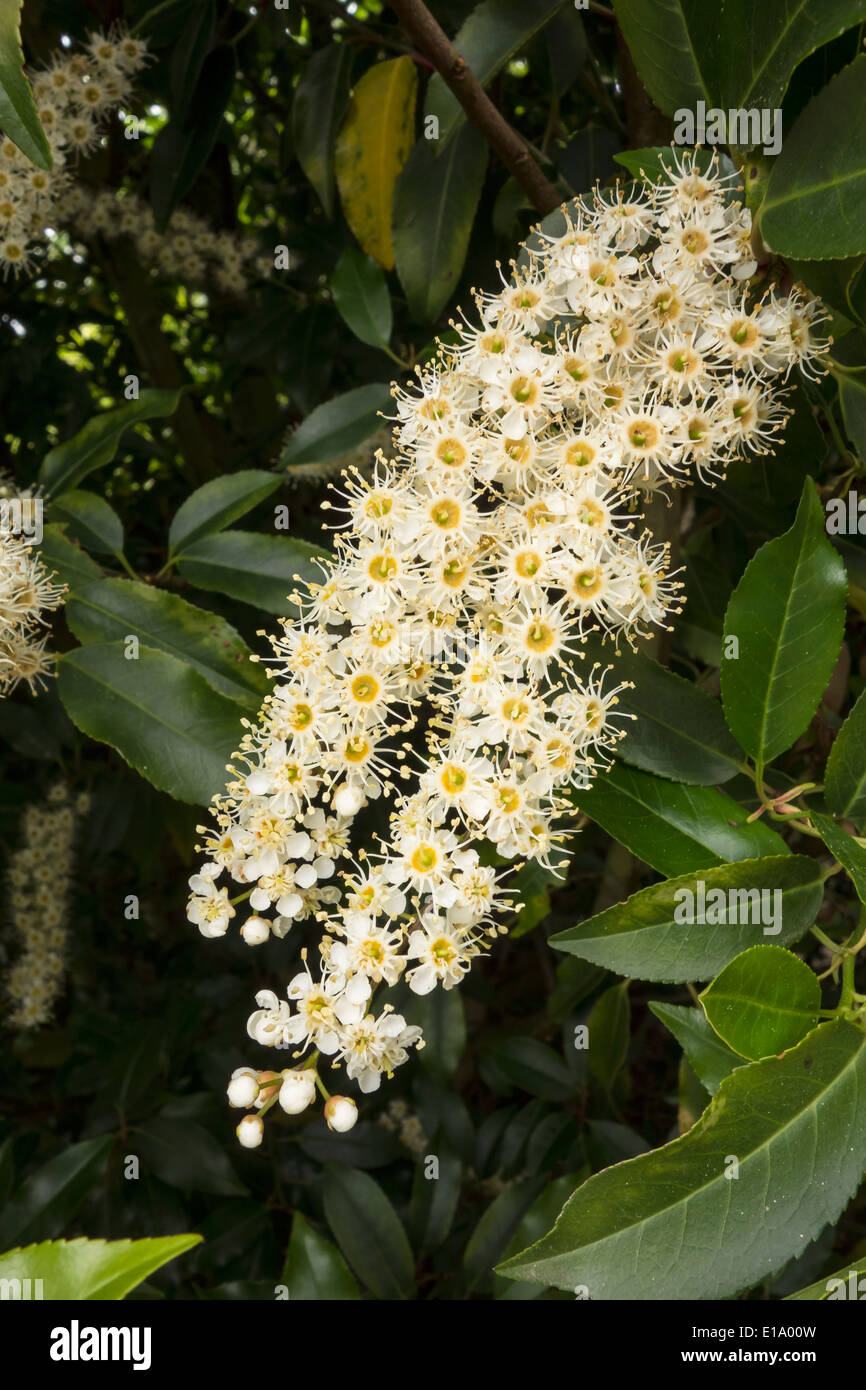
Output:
[[334, 56, 417, 270]]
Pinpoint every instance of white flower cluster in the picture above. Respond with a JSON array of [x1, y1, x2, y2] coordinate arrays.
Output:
[[4, 784, 88, 1030], [57, 183, 269, 295], [0, 29, 148, 278], [0, 492, 65, 697], [188, 153, 828, 1143]]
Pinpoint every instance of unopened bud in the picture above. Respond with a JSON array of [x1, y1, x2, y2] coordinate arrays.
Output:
[[278, 1069, 317, 1114], [236, 1114, 264, 1148], [334, 784, 364, 817], [324, 1095, 358, 1133], [241, 915, 271, 946], [227, 1066, 258, 1108]]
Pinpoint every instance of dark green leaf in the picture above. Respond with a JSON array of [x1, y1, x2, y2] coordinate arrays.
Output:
[[612, 0, 708, 115], [39, 390, 184, 498], [721, 478, 846, 767], [551, 855, 823, 983], [281, 1213, 360, 1300], [176, 530, 328, 615], [292, 43, 353, 218], [38, 524, 102, 591], [330, 245, 392, 349], [48, 490, 124, 558], [486, 1037, 575, 1101], [170, 0, 216, 124], [412, 987, 466, 1082], [279, 383, 391, 469], [575, 762, 786, 876], [57, 641, 244, 806], [825, 688, 866, 823], [0, 1137, 113, 1249], [392, 125, 488, 323], [498, 1021, 866, 1299], [409, 1145, 462, 1253], [649, 1002, 746, 1094], [700, 944, 821, 1060], [65, 579, 268, 706], [587, 982, 630, 1090], [0, 0, 51, 168], [495, 1174, 584, 1300], [136, 1118, 247, 1196], [463, 1175, 547, 1291], [812, 811, 866, 903], [168, 470, 281, 556], [761, 57, 866, 258], [323, 1165, 415, 1299]]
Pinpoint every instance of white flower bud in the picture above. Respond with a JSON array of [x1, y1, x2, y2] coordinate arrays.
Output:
[[236, 1114, 264, 1148], [278, 1069, 317, 1114], [227, 1067, 259, 1109], [240, 915, 270, 946], [324, 1095, 358, 1133]]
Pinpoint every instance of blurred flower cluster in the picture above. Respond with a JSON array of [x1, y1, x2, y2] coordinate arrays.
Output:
[[187, 153, 829, 1142]]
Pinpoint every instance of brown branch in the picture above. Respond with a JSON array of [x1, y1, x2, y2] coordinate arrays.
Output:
[[388, 0, 562, 216]]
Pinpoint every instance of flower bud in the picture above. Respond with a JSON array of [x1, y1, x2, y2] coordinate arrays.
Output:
[[255, 1070, 282, 1106], [324, 1095, 358, 1133], [236, 1114, 264, 1148], [226, 1066, 259, 1109], [278, 1069, 317, 1114], [240, 915, 270, 946]]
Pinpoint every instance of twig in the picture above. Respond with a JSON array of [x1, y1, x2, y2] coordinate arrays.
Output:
[[388, 0, 562, 216]]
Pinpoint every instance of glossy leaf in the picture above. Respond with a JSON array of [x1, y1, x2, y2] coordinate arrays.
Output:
[[136, 1118, 247, 1196], [0, 1235, 201, 1301], [825, 688, 866, 823], [292, 43, 354, 218], [613, 0, 708, 114], [649, 1002, 746, 1094], [65, 579, 267, 706], [37, 524, 102, 590], [575, 762, 786, 876], [330, 245, 392, 349], [47, 490, 123, 559], [168, 470, 281, 556], [587, 982, 630, 1090], [413, 987, 466, 1083], [57, 641, 244, 806], [334, 56, 417, 270], [323, 1164, 415, 1300], [38, 390, 184, 498], [551, 855, 823, 984], [281, 1213, 360, 1300], [0, 1137, 113, 1249], [392, 124, 488, 323], [426, 0, 568, 147], [761, 58, 866, 258], [495, 1174, 585, 1300], [812, 811, 866, 904], [485, 1037, 575, 1101], [0, 0, 51, 168], [176, 530, 327, 616], [700, 944, 821, 1060], [463, 1175, 547, 1292], [599, 645, 745, 785], [721, 478, 846, 766], [279, 382, 391, 469], [498, 1022, 866, 1299], [409, 1146, 462, 1254]]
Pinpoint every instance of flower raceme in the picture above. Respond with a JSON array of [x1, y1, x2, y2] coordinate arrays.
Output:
[[186, 153, 829, 1144]]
